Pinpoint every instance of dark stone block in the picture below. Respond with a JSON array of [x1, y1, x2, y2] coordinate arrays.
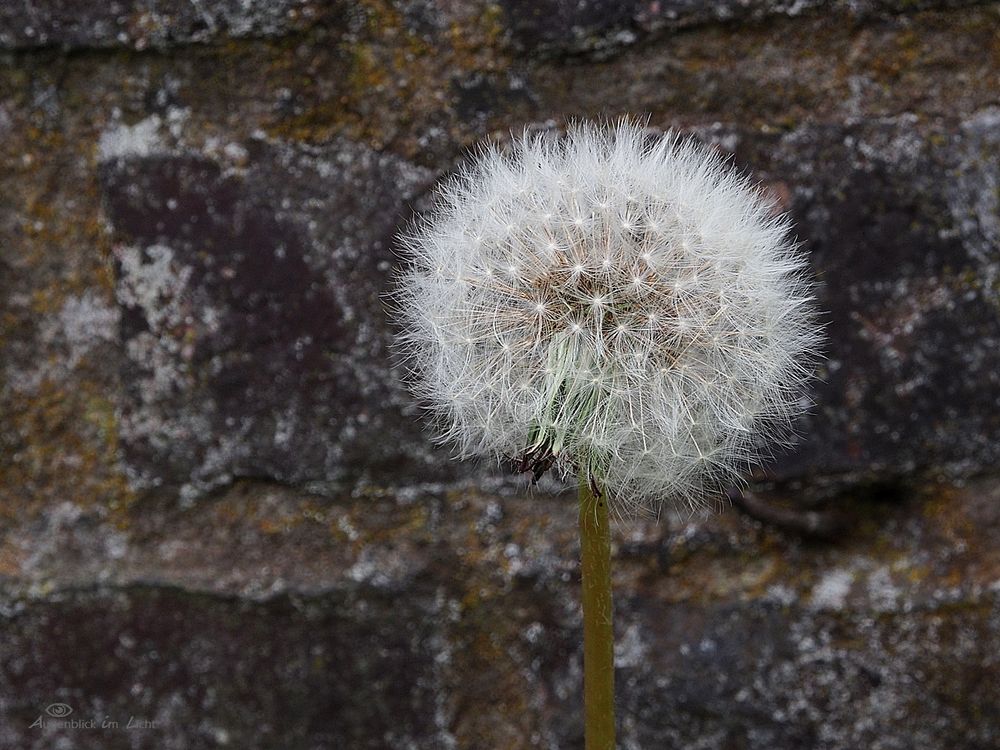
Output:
[[94, 115, 1000, 496], [0, 0, 331, 50], [99, 139, 441, 497], [738, 118, 1000, 480], [499, 0, 992, 57], [0, 585, 449, 749]]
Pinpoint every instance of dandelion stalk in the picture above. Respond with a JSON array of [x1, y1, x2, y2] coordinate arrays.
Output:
[[579, 471, 615, 750]]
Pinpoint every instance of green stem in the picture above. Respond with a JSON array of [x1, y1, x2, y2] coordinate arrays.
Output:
[[579, 472, 615, 749]]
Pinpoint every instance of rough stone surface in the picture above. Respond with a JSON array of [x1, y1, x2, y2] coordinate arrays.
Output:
[[1, 1, 999, 748], [100, 137, 438, 498], [0, 0, 334, 50], [500, 0, 994, 57], [0, 1, 991, 52], [1, 478, 999, 749], [732, 116, 1000, 478]]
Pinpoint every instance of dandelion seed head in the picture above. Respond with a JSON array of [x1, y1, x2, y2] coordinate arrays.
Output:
[[393, 119, 822, 514]]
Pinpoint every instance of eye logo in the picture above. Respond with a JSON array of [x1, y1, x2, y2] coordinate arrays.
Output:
[[45, 703, 73, 718]]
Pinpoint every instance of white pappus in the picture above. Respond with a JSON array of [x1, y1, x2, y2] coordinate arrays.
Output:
[[392, 119, 822, 514]]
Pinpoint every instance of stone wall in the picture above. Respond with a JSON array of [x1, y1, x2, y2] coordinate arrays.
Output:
[[1, 2, 998, 748]]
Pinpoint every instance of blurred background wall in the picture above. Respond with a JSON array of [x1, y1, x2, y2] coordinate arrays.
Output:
[[1, 1, 999, 748]]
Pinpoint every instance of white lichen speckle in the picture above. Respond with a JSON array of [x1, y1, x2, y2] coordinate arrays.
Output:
[[866, 566, 901, 612], [614, 622, 650, 668], [810, 569, 854, 611], [98, 114, 165, 160], [55, 290, 120, 369]]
